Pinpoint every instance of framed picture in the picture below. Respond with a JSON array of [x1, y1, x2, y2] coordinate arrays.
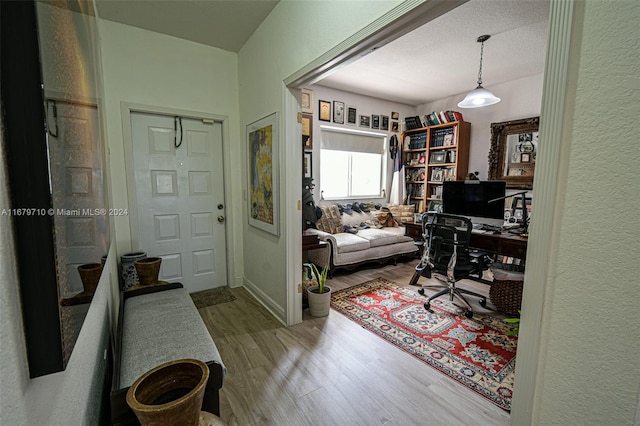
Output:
[[318, 100, 331, 121], [371, 114, 380, 129], [391, 111, 399, 120], [347, 106, 357, 125], [521, 152, 531, 162], [429, 150, 447, 164], [381, 115, 389, 130], [301, 113, 312, 150], [303, 152, 312, 178], [301, 88, 313, 114], [332, 101, 345, 124], [391, 121, 399, 132], [247, 112, 279, 235], [359, 115, 370, 128]]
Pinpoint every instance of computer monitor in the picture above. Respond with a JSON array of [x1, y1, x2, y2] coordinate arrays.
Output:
[[442, 180, 506, 227]]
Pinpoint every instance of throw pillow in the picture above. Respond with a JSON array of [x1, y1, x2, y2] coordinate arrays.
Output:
[[316, 205, 344, 234]]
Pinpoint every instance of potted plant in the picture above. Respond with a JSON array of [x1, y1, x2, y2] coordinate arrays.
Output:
[[307, 264, 331, 317]]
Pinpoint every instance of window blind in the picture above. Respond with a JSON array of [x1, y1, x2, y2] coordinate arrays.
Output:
[[320, 128, 385, 154]]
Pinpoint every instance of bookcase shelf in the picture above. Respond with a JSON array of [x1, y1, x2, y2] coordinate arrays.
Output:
[[403, 120, 470, 213]]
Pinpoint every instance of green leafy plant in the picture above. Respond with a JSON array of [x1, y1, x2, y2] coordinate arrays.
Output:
[[310, 263, 329, 294], [504, 312, 521, 336]]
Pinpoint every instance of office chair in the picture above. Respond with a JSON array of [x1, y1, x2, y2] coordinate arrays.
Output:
[[409, 212, 488, 318]]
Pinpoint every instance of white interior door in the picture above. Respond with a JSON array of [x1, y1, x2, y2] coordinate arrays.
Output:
[[47, 100, 108, 298], [131, 111, 227, 293]]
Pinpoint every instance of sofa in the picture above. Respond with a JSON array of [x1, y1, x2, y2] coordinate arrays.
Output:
[[305, 204, 418, 276]]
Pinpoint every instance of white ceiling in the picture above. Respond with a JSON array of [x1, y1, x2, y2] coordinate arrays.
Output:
[[87, 0, 549, 107]]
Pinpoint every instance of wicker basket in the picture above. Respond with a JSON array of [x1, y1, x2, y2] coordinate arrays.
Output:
[[490, 263, 525, 316]]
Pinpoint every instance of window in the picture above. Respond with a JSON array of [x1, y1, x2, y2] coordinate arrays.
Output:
[[320, 127, 386, 200]]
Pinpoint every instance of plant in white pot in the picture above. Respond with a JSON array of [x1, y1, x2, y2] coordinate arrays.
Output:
[[308, 264, 331, 317]]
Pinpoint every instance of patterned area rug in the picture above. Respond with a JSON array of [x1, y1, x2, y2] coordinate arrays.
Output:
[[190, 287, 236, 309], [331, 278, 517, 410]]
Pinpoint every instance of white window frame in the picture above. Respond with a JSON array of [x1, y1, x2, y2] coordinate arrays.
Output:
[[319, 125, 387, 201]]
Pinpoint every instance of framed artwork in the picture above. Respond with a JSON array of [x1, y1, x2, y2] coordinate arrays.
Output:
[[319, 100, 331, 121], [247, 112, 279, 235], [521, 152, 531, 162], [301, 88, 313, 114], [371, 114, 380, 129], [303, 152, 312, 178], [359, 115, 370, 128], [381, 115, 389, 130], [333, 101, 345, 124], [347, 106, 357, 125], [391, 121, 399, 132], [301, 113, 312, 150], [391, 111, 399, 120], [429, 150, 447, 164]]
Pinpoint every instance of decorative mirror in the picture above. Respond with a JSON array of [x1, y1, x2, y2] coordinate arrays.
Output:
[[488, 116, 540, 189]]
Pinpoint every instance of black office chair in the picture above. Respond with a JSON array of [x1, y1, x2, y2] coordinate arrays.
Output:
[[409, 212, 488, 318]]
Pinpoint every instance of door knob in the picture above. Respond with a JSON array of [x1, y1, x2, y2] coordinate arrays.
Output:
[[217, 215, 225, 223], [217, 204, 224, 210]]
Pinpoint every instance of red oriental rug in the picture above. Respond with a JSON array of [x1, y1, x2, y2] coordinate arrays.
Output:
[[330, 278, 517, 410]]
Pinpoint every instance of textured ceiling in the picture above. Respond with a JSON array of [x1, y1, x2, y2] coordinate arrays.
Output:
[[43, 0, 549, 106], [95, 0, 279, 52], [319, 0, 550, 105]]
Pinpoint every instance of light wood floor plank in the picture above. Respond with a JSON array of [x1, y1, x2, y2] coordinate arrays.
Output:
[[199, 259, 511, 425]]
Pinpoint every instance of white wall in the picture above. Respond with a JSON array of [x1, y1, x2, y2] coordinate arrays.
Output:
[[530, 1, 640, 424], [238, 1, 404, 321], [309, 84, 416, 205], [417, 73, 543, 179], [98, 21, 244, 286]]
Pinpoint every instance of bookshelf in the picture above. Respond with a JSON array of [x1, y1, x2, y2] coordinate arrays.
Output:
[[403, 120, 470, 213]]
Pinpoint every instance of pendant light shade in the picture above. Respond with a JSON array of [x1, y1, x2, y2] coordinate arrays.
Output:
[[458, 35, 500, 109]]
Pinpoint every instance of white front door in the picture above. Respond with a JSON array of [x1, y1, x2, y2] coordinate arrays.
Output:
[[130, 112, 227, 293]]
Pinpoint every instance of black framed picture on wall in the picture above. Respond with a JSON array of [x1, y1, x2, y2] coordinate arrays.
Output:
[[347, 106, 357, 125], [319, 100, 331, 121], [359, 115, 370, 128]]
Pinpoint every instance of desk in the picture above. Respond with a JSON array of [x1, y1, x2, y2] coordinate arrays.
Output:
[[403, 222, 528, 261]]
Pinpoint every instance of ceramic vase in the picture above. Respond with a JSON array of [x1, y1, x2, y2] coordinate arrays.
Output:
[[77, 263, 103, 295], [120, 252, 146, 290], [133, 257, 162, 286], [126, 358, 209, 426], [307, 285, 332, 317]]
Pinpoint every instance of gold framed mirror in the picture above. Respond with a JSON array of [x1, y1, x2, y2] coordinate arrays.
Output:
[[488, 116, 540, 189]]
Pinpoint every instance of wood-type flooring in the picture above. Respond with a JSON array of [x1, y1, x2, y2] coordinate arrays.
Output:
[[197, 260, 511, 426]]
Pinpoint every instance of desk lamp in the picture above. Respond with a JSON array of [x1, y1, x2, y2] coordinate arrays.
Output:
[[489, 191, 529, 235]]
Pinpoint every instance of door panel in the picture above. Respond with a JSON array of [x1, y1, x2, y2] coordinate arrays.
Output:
[[131, 112, 227, 292]]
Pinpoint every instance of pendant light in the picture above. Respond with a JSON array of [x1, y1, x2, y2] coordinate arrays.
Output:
[[458, 34, 501, 108]]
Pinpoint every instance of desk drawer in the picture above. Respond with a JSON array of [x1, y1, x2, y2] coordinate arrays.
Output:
[[501, 240, 527, 259]]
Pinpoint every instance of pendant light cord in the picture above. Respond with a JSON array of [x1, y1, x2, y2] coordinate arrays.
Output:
[[477, 40, 485, 86]]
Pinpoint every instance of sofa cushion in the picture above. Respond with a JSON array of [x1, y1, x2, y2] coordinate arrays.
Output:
[[333, 232, 370, 253], [316, 205, 344, 234], [356, 228, 404, 247]]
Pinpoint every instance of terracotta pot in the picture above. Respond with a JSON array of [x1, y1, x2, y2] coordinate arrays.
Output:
[[126, 358, 209, 426], [133, 257, 162, 286], [77, 263, 103, 294]]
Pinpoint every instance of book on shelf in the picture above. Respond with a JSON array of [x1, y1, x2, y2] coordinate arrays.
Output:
[[404, 116, 422, 130]]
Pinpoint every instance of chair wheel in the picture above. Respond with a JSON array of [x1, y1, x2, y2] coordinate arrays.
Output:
[[465, 310, 474, 319], [418, 288, 425, 296], [479, 298, 487, 307], [424, 302, 430, 311]]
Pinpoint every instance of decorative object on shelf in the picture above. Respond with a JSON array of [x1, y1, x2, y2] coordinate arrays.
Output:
[[120, 251, 147, 290], [126, 358, 209, 426], [307, 263, 331, 317], [458, 34, 501, 108], [133, 257, 162, 286], [77, 263, 103, 295]]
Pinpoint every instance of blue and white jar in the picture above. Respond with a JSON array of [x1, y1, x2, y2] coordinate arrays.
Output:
[[120, 251, 146, 290]]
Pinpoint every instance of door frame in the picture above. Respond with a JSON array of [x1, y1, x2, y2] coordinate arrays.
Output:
[[120, 102, 236, 288]]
